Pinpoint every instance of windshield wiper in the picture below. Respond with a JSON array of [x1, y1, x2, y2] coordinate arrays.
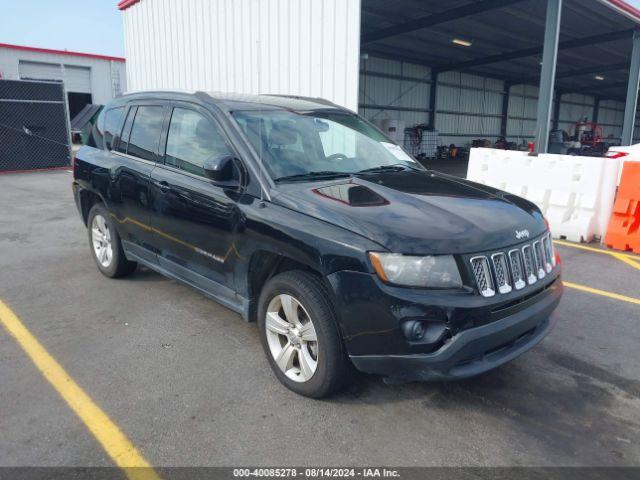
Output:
[[274, 171, 353, 183], [355, 163, 420, 174]]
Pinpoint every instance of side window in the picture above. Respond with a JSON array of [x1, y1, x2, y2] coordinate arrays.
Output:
[[116, 106, 136, 154], [103, 107, 125, 150], [88, 109, 105, 149], [126, 106, 164, 161], [165, 108, 233, 176]]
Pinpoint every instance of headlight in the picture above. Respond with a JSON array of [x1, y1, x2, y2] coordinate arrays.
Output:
[[369, 252, 462, 288]]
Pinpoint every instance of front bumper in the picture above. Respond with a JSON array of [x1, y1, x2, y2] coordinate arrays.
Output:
[[327, 269, 562, 382]]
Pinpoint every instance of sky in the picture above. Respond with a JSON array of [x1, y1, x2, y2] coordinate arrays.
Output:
[[2, 0, 640, 60], [0, 0, 125, 57]]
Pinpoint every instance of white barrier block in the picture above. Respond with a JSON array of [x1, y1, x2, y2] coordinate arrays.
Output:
[[467, 149, 620, 244]]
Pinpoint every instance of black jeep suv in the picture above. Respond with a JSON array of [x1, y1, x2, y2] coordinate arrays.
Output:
[[73, 91, 562, 397]]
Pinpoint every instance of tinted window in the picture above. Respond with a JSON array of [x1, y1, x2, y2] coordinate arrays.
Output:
[[116, 107, 136, 154], [127, 106, 164, 161], [88, 109, 105, 148], [103, 107, 124, 150], [165, 108, 233, 176]]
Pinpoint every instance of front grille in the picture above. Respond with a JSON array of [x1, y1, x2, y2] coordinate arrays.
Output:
[[491, 252, 512, 294], [533, 241, 546, 279], [470, 233, 556, 298], [541, 234, 554, 272], [470, 256, 495, 297], [508, 249, 526, 290], [522, 245, 537, 285]]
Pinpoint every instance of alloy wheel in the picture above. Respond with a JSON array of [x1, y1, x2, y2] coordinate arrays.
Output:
[[265, 293, 319, 382], [91, 214, 113, 268]]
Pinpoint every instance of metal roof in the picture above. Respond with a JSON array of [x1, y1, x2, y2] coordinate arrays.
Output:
[[361, 0, 640, 100], [0, 43, 125, 63]]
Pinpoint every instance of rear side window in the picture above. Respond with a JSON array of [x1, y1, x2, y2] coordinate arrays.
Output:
[[103, 107, 125, 150], [116, 107, 136, 154], [164, 108, 233, 176], [126, 106, 164, 161]]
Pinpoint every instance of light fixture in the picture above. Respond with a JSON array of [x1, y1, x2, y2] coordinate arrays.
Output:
[[595, 75, 605, 81], [452, 38, 473, 47]]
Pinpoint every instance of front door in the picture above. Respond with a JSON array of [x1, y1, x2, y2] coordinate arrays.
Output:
[[149, 104, 246, 300]]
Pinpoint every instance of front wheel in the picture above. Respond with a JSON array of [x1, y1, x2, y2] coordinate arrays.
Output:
[[257, 271, 350, 398]]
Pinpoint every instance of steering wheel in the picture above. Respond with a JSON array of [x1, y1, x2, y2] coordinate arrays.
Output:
[[326, 153, 349, 162]]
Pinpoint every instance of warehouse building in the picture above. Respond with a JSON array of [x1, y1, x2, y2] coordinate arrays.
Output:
[[0, 43, 126, 119], [118, 0, 640, 156]]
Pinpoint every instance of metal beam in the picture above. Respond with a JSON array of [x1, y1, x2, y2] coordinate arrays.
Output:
[[509, 62, 628, 85], [622, 30, 640, 145], [593, 97, 600, 123], [552, 90, 562, 131], [534, 0, 562, 154], [434, 29, 633, 73], [361, 0, 525, 45], [501, 82, 511, 137], [429, 72, 439, 129]]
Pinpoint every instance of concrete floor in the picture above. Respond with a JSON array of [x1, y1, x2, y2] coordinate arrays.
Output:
[[0, 170, 639, 467]]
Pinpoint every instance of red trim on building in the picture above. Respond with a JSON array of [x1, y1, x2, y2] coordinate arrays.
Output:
[[601, 0, 640, 24], [0, 43, 125, 62], [118, 0, 141, 10]]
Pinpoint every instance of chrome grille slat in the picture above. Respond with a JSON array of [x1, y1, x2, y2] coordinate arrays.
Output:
[[541, 234, 553, 273], [470, 256, 495, 297], [491, 252, 512, 294], [508, 249, 526, 290], [533, 241, 546, 279], [521, 245, 538, 285]]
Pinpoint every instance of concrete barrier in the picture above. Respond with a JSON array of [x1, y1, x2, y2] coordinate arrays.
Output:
[[467, 148, 620, 243]]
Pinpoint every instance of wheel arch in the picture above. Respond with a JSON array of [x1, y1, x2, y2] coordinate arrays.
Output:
[[245, 250, 336, 324], [78, 188, 106, 226]]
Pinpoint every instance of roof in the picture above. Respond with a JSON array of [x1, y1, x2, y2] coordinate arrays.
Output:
[[361, 0, 640, 101], [117, 90, 343, 111], [0, 43, 125, 62], [117, 0, 640, 24], [204, 92, 342, 111]]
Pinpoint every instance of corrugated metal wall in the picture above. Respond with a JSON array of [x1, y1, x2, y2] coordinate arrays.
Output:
[[122, 0, 361, 111], [437, 71, 503, 146], [359, 55, 629, 148]]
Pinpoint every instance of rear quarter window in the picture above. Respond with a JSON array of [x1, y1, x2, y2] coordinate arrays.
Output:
[[103, 107, 125, 150]]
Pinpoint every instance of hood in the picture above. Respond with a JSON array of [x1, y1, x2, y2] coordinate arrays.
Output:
[[272, 170, 546, 255]]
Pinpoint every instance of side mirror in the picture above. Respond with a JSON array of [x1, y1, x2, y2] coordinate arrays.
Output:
[[203, 154, 242, 187]]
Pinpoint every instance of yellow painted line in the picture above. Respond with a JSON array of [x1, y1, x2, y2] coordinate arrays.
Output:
[[613, 253, 640, 272], [563, 281, 640, 306], [554, 239, 640, 261], [0, 299, 160, 480]]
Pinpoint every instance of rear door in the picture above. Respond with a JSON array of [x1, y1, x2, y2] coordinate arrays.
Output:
[[148, 102, 246, 299], [109, 103, 168, 263]]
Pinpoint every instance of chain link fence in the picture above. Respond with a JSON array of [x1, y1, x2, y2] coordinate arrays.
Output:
[[0, 79, 71, 172]]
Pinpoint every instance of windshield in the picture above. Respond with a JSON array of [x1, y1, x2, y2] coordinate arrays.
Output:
[[232, 109, 422, 181]]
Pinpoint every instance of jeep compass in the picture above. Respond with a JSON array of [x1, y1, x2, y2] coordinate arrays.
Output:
[[73, 91, 563, 398]]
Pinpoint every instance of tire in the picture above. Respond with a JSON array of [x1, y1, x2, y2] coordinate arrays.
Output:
[[87, 203, 137, 278], [257, 270, 350, 398]]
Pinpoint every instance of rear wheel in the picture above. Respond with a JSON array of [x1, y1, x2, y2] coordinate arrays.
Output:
[[87, 204, 137, 278], [258, 271, 350, 398]]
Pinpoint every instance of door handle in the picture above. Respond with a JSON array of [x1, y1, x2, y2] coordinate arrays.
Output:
[[155, 180, 171, 192]]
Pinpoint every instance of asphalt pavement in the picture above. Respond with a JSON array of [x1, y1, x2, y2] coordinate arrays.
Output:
[[0, 170, 639, 468]]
